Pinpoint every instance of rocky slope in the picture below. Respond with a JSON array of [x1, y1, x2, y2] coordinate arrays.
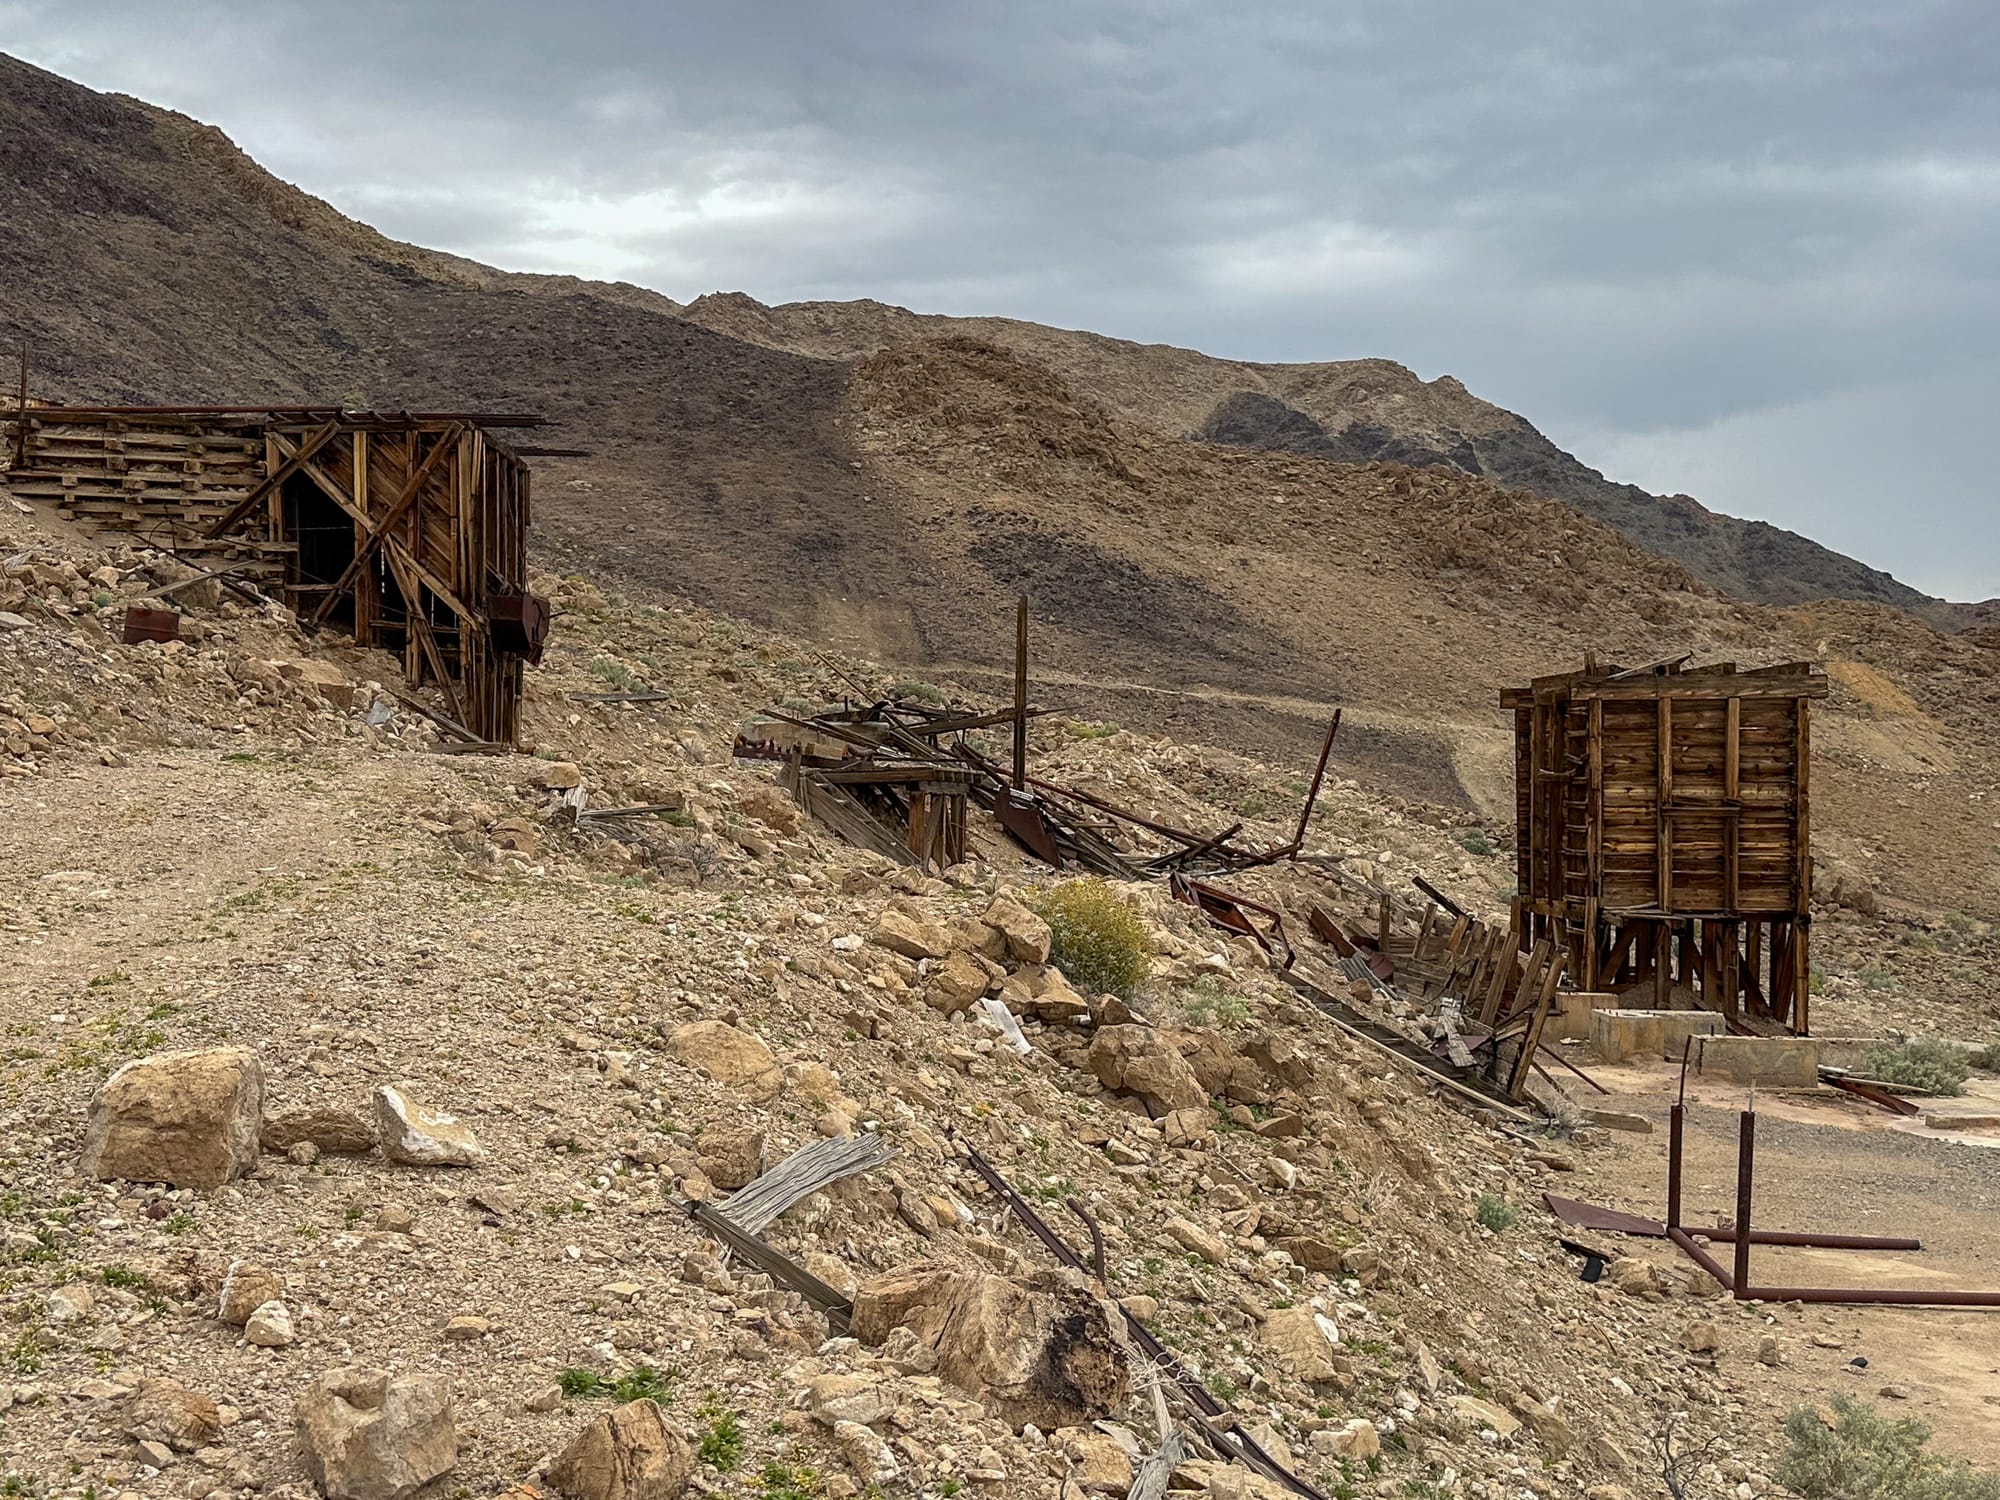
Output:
[[7, 491, 2000, 1500], [676, 295, 1961, 624]]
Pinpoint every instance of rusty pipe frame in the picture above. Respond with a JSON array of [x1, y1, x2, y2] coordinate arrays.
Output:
[[1663, 1105, 2000, 1307]]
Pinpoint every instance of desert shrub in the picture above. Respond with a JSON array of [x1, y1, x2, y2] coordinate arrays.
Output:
[[1864, 1039, 1970, 1097], [1180, 975, 1250, 1029], [1475, 1195, 1517, 1233], [1031, 877, 1150, 1000], [1777, 1396, 2000, 1500], [1458, 830, 1494, 857], [890, 680, 945, 704], [1972, 1043, 2000, 1073]]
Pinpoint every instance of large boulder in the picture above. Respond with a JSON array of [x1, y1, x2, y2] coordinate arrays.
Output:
[[1262, 1306, 1343, 1383], [1083, 1026, 1206, 1116], [668, 1021, 781, 1098], [982, 895, 1052, 965], [296, 1366, 456, 1500], [548, 1399, 693, 1500], [850, 1260, 1128, 1429], [372, 1084, 483, 1167], [927, 950, 995, 1014], [82, 1048, 264, 1189], [872, 909, 951, 961]]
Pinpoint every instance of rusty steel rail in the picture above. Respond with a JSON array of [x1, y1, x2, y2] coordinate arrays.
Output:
[[1663, 1103, 2000, 1307], [951, 1130, 1333, 1500]]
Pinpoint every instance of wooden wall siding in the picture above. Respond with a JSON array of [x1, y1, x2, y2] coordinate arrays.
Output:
[[3, 408, 540, 745], [1502, 659, 1828, 1034], [0, 413, 288, 575]]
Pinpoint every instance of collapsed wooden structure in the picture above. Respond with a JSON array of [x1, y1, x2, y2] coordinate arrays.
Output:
[[2, 404, 553, 742], [1502, 658, 1827, 1033]]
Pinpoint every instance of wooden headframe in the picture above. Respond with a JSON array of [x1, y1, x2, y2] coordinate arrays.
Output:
[[1501, 658, 1829, 1033]]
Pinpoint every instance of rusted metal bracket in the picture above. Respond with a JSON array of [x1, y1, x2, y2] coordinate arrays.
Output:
[[1169, 873, 1295, 969], [1662, 1104, 2000, 1306]]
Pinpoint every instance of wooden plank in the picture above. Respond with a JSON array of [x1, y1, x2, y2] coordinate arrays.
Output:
[[205, 418, 340, 538], [307, 426, 460, 629]]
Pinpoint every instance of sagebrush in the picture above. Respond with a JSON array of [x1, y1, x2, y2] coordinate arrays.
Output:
[[1778, 1396, 2000, 1500], [1032, 877, 1150, 1000], [1864, 1039, 1970, 1097]]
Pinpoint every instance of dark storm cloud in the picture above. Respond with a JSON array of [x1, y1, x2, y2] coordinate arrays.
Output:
[[8, 0, 1997, 596]]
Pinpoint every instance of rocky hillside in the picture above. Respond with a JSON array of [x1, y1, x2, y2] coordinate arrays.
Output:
[[4, 53, 1997, 916], [676, 295, 1961, 624], [8, 488, 2000, 1500]]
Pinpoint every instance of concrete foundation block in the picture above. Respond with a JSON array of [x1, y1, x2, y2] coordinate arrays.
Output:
[[1589, 1008, 1727, 1063], [1694, 1034, 1821, 1089], [1546, 992, 1620, 1042]]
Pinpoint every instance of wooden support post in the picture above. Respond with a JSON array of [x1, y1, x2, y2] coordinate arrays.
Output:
[[1012, 595, 1028, 792], [13, 345, 26, 470], [1794, 697, 1813, 1035], [1656, 697, 1674, 913]]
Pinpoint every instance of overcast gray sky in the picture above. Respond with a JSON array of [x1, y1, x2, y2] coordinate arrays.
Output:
[[8, 0, 1997, 599]]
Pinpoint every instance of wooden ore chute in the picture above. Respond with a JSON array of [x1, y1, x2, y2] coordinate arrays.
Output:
[[1, 404, 554, 743], [1501, 658, 1828, 1033]]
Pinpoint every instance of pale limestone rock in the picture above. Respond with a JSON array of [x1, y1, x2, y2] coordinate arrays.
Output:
[[1083, 1026, 1206, 1116], [123, 1378, 221, 1453], [547, 1398, 692, 1500], [262, 1106, 376, 1156], [295, 1366, 456, 1500], [982, 895, 1052, 964], [872, 909, 950, 961], [850, 1259, 1127, 1429], [219, 1261, 286, 1325], [244, 1300, 295, 1348], [82, 1048, 264, 1189], [1261, 1307, 1341, 1382], [372, 1084, 483, 1167], [667, 1021, 780, 1098]]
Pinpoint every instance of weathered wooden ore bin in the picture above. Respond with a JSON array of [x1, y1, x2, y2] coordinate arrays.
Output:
[[1501, 659, 1828, 1034], [1, 405, 552, 743]]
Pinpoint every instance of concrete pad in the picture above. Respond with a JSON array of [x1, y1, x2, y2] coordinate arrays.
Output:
[[1589, 1008, 1726, 1063], [1546, 991, 1619, 1042], [1583, 1108, 1654, 1134], [1693, 1034, 1822, 1090]]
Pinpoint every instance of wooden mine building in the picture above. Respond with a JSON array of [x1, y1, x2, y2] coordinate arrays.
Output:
[[1502, 658, 1828, 1033], [2, 404, 554, 743]]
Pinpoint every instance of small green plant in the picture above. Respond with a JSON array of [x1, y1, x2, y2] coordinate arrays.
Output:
[[612, 1366, 673, 1403], [87, 972, 128, 989], [160, 1211, 196, 1237], [99, 1265, 144, 1289], [1457, 830, 1494, 857], [1064, 719, 1122, 740], [1475, 1194, 1518, 1233], [1864, 1039, 1971, 1097], [1031, 877, 1150, 1000], [1181, 975, 1250, 1029], [558, 1369, 610, 1398], [890, 680, 945, 705], [1858, 965, 1898, 993], [1777, 1395, 2000, 1500], [590, 657, 643, 692], [696, 1398, 745, 1471], [759, 1464, 822, 1500]]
